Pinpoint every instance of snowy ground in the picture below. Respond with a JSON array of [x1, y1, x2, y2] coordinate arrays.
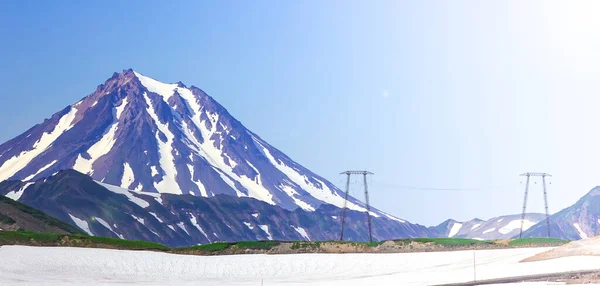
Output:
[[1, 246, 600, 285]]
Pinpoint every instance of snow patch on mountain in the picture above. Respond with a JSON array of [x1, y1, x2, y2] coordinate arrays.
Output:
[[498, 219, 535, 235], [383, 213, 405, 223], [119, 163, 134, 188], [482, 228, 495, 234], [130, 214, 144, 225], [448, 222, 462, 238], [195, 112, 275, 204], [23, 160, 57, 181], [0, 106, 78, 182], [149, 212, 163, 223], [73, 99, 128, 176], [5, 182, 33, 201], [259, 225, 273, 240], [292, 226, 310, 241], [176, 222, 190, 236], [253, 137, 369, 214], [279, 185, 314, 211], [97, 182, 150, 208], [189, 214, 209, 241], [134, 72, 178, 101], [573, 223, 588, 239], [68, 214, 93, 235], [94, 217, 124, 239], [143, 93, 181, 195]]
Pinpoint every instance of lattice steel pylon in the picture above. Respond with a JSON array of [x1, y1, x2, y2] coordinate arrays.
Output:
[[339, 170, 374, 242], [519, 172, 552, 238]]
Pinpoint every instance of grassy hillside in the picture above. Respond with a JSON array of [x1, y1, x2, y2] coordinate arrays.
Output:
[[0, 195, 83, 234], [0, 231, 168, 250]]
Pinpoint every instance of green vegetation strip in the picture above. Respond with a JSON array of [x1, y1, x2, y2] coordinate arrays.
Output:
[[396, 238, 494, 246], [0, 231, 169, 250], [508, 238, 569, 246], [0, 230, 571, 254]]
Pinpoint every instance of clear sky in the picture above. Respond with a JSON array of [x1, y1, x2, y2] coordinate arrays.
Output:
[[1, 1, 600, 226]]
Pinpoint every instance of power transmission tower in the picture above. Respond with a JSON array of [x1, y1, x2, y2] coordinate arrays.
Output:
[[339, 170, 374, 242], [519, 172, 552, 238]]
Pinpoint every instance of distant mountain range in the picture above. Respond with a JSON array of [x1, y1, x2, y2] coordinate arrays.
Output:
[[431, 186, 599, 241], [430, 214, 546, 240], [521, 187, 599, 240]]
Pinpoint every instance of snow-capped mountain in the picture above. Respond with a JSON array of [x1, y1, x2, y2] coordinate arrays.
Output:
[[0, 69, 390, 217], [431, 214, 546, 240], [522, 187, 600, 240], [0, 170, 432, 246]]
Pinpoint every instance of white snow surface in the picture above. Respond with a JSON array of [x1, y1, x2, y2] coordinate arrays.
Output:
[[573, 223, 589, 239], [259, 225, 273, 240], [2, 246, 600, 285], [448, 222, 463, 237], [471, 223, 482, 230], [5, 182, 33, 201], [499, 219, 536, 235], [68, 214, 93, 236]]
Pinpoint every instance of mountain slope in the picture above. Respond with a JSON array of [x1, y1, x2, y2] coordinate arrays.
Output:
[[431, 214, 546, 240], [0, 194, 83, 234], [521, 187, 600, 240], [0, 170, 432, 247], [0, 69, 380, 218]]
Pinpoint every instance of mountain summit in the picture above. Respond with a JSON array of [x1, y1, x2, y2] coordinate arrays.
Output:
[[0, 69, 392, 219]]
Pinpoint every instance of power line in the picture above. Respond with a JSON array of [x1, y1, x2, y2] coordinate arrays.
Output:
[[368, 181, 511, 192]]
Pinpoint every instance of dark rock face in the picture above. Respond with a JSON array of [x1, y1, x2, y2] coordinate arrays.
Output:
[[0, 170, 432, 247], [521, 187, 600, 240]]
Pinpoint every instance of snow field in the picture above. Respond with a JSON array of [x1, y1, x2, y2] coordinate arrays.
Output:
[[1, 246, 600, 285]]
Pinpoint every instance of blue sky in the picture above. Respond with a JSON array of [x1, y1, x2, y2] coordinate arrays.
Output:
[[2, 1, 600, 226]]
